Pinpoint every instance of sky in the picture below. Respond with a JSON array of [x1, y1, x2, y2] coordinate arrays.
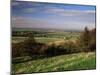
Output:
[[11, 1, 96, 31]]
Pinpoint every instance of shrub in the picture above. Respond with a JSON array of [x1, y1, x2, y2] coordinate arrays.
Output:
[[44, 41, 79, 56], [12, 42, 28, 57], [12, 32, 39, 57], [44, 44, 67, 56]]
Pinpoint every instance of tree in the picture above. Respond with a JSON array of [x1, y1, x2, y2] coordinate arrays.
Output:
[[79, 27, 96, 52], [89, 28, 96, 51], [79, 27, 90, 51], [25, 32, 38, 56]]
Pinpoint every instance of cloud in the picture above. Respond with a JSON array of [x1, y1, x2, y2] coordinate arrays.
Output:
[[44, 7, 95, 17], [11, 16, 95, 30], [11, 16, 52, 28], [11, 1, 95, 30], [12, 1, 95, 17]]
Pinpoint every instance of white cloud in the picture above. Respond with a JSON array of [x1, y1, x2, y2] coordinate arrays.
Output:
[[11, 16, 95, 30], [44, 7, 95, 16], [11, 16, 51, 28]]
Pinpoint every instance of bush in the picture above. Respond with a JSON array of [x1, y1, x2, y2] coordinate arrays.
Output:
[[12, 32, 39, 57], [44, 41, 79, 56], [44, 44, 66, 56], [12, 42, 28, 57]]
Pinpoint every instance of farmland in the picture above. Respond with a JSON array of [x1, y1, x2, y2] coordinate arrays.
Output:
[[12, 28, 96, 74], [12, 52, 96, 74], [12, 31, 80, 44]]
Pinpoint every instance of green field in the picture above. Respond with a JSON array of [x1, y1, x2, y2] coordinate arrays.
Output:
[[12, 31, 80, 44], [12, 52, 96, 74]]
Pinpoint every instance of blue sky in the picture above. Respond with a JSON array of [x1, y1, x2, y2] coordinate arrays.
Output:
[[12, 1, 96, 30]]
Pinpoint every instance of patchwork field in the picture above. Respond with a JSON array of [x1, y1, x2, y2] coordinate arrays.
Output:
[[12, 31, 80, 44], [12, 52, 96, 74]]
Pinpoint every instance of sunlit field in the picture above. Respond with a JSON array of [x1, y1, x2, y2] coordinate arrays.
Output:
[[12, 52, 96, 74], [12, 31, 80, 44]]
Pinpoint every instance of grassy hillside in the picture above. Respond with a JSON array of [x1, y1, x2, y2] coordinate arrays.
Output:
[[12, 52, 96, 74]]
